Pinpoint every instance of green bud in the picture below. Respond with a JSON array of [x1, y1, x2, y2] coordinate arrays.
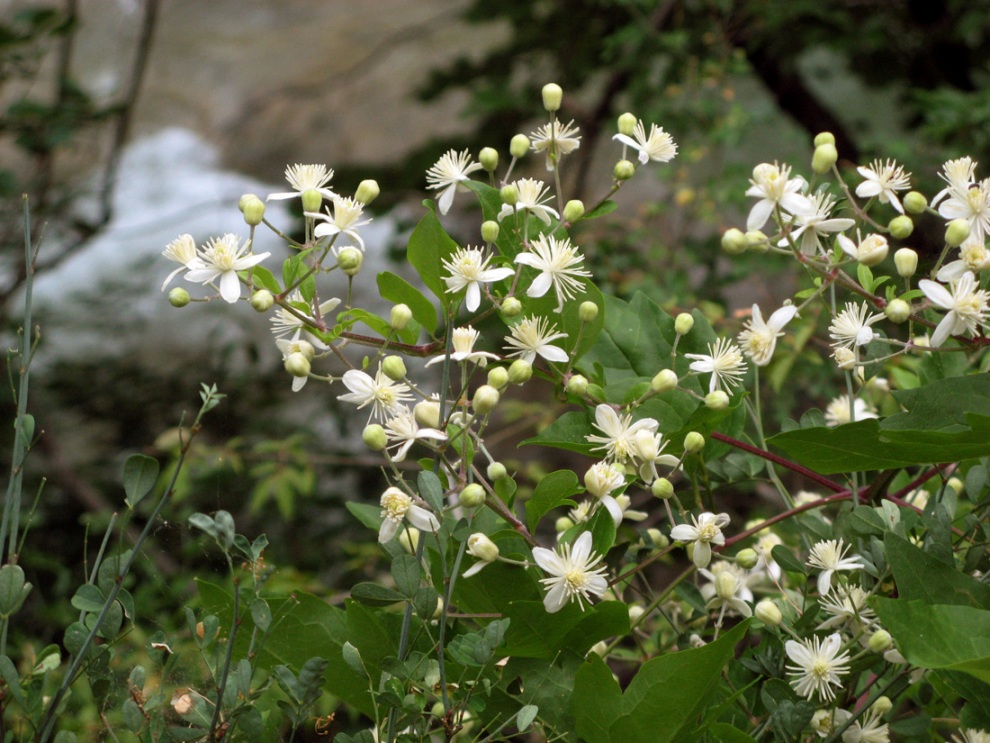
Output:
[[501, 296, 522, 317], [355, 179, 380, 205], [566, 374, 589, 396], [646, 528, 669, 549], [947, 476, 964, 494], [295, 340, 315, 361], [683, 431, 706, 454], [613, 160, 636, 181], [813, 131, 835, 146], [715, 572, 738, 600], [362, 424, 387, 451], [460, 483, 487, 508], [555, 516, 575, 533], [617, 112, 637, 136], [250, 289, 274, 312], [238, 194, 266, 226], [735, 548, 759, 569], [481, 220, 500, 243], [479, 147, 498, 172], [414, 400, 440, 429], [381, 355, 406, 381], [337, 246, 363, 276], [500, 184, 518, 206], [885, 298, 910, 323], [301, 188, 323, 214], [894, 247, 918, 277], [487, 366, 509, 390], [745, 230, 769, 252], [674, 313, 695, 335], [871, 696, 893, 716], [705, 390, 730, 410], [168, 287, 191, 308], [868, 629, 892, 653], [651, 369, 678, 393], [903, 190, 927, 214], [721, 228, 748, 255], [946, 218, 971, 247], [486, 462, 507, 481], [628, 604, 645, 623], [508, 359, 532, 385], [812, 143, 838, 174], [472, 385, 500, 414], [754, 599, 782, 626], [651, 477, 674, 499], [579, 300, 599, 322], [390, 303, 412, 330], [542, 83, 563, 112], [509, 134, 530, 159], [284, 352, 311, 378], [888, 214, 914, 239], [563, 199, 585, 223], [467, 532, 499, 562]]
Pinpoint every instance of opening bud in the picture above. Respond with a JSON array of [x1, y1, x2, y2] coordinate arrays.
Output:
[[284, 352, 311, 378], [856, 233, 889, 267], [617, 112, 637, 136], [563, 199, 585, 223], [894, 247, 918, 277], [399, 527, 420, 555], [390, 303, 413, 330], [645, 528, 669, 549], [871, 696, 893, 716], [500, 183, 519, 206], [479, 147, 498, 172], [715, 572, 739, 600], [355, 179, 380, 205], [486, 462, 507, 481], [579, 300, 599, 323], [754, 599, 782, 626], [509, 134, 530, 159], [705, 390, 730, 410], [337, 246, 363, 276], [250, 289, 274, 312], [238, 194, 266, 226], [555, 516, 575, 532], [362, 424, 387, 451], [472, 385, 500, 414], [833, 347, 857, 370], [295, 340, 315, 361], [947, 476, 964, 494], [542, 83, 563, 112], [885, 298, 910, 323], [381, 355, 407, 381], [566, 374, 589, 396], [683, 431, 706, 454], [460, 483, 487, 508], [487, 366, 509, 390], [674, 312, 695, 335], [946, 218, 971, 247], [613, 159, 636, 181], [734, 548, 758, 569], [508, 359, 532, 385], [868, 629, 893, 653], [501, 296, 522, 317], [745, 230, 769, 252], [481, 220, 500, 243], [888, 214, 913, 239], [467, 533, 499, 562], [301, 188, 323, 213], [813, 131, 835, 146], [812, 143, 838, 174], [903, 190, 927, 214], [721, 228, 748, 255], [651, 477, 674, 499], [168, 288, 191, 308], [651, 369, 678, 393], [414, 400, 441, 429]]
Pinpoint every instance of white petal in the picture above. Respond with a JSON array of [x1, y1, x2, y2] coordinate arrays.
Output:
[[571, 531, 594, 563], [219, 271, 242, 303], [747, 200, 774, 231], [817, 569, 833, 596], [537, 344, 569, 363], [438, 184, 457, 215], [465, 282, 481, 311], [532, 546, 564, 574], [379, 518, 400, 544], [543, 582, 569, 613], [670, 524, 698, 542], [918, 279, 954, 309], [930, 313, 956, 348], [526, 272, 553, 298], [407, 504, 440, 533], [767, 305, 798, 331]]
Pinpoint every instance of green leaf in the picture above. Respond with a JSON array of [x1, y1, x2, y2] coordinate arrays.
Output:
[[337, 308, 393, 340], [0, 655, 24, 707], [391, 554, 421, 598], [250, 598, 272, 632], [70, 583, 107, 614], [377, 271, 437, 335], [503, 600, 629, 659], [251, 265, 281, 294], [418, 470, 445, 514], [516, 704, 539, 731], [350, 583, 406, 607], [525, 470, 580, 533], [17, 414, 34, 448], [406, 204, 459, 304], [885, 532, 990, 608], [770, 545, 806, 575], [0, 564, 29, 616], [582, 200, 618, 220], [122, 454, 159, 509], [705, 724, 758, 742]]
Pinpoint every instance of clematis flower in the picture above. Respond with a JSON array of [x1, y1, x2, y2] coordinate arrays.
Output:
[[738, 303, 798, 366], [184, 234, 270, 304], [784, 191, 854, 256], [383, 409, 446, 462], [613, 119, 677, 165], [918, 271, 990, 347], [276, 334, 315, 392], [817, 585, 877, 633], [932, 156, 977, 208], [530, 119, 582, 171], [745, 162, 814, 231], [425, 326, 501, 367], [378, 486, 439, 544], [937, 238, 990, 282], [267, 163, 336, 202], [828, 301, 884, 350], [310, 196, 372, 250], [532, 532, 608, 613], [685, 338, 747, 394], [269, 291, 341, 348], [855, 159, 911, 214], [632, 428, 679, 483], [514, 234, 592, 311], [503, 316, 568, 364], [937, 177, 990, 242], [784, 633, 851, 702], [824, 395, 878, 427], [426, 149, 484, 214], [585, 404, 659, 464], [670, 511, 730, 569], [337, 367, 413, 421], [807, 538, 864, 595], [441, 247, 513, 312], [497, 178, 560, 225], [161, 234, 204, 290]]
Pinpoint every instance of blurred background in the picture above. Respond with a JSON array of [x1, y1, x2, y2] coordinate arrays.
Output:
[[1, 0, 989, 722]]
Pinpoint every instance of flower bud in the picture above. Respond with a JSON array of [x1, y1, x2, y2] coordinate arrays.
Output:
[[467, 533, 499, 562], [295, 340, 315, 361], [646, 528, 669, 549], [705, 390, 729, 410], [481, 220, 500, 243], [894, 247, 918, 277], [414, 400, 441, 429], [487, 366, 509, 390], [885, 298, 910, 323], [381, 355, 407, 381], [509, 134, 530, 159], [813, 131, 835, 146], [947, 476, 964, 494], [337, 246, 363, 276], [362, 424, 387, 451], [721, 228, 748, 255], [683, 431, 705, 454], [812, 143, 838, 174], [617, 112, 637, 136], [500, 184, 518, 206], [390, 303, 412, 330], [238, 194, 266, 226], [868, 629, 893, 653], [566, 374, 589, 396], [735, 548, 758, 569], [508, 359, 532, 385], [946, 218, 971, 247], [542, 83, 563, 112], [460, 483, 487, 508], [501, 296, 522, 317], [674, 313, 695, 335], [832, 347, 857, 369], [715, 572, 739, 600], [745, 230, 769, 252], [651, 477, 674, 499], [689, 633, 706, 649], [399, 527, 420, 555], [472, 384, 500, 414], [355, 179, 380, 205], [555, 516, 575, 532], [479, 147, 499, 172], [613, 160, 636, 181], [487, 462, 507, 481], [754, 599, 782, 626], [651, 369, 678, 393], [857, 233, 889, 267], [563, 199, 585, 223], [588, 640, 608, 657], [888, 215, 913, 239], [284, 352, 311, 378], [903, 190, 927, 214], [301, 188, 323, 213], [249, 289, 274, 312], [168, 288, 191, 308], [579, 300, 599, 322]]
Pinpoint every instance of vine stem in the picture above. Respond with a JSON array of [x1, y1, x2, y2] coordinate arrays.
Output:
[[709, 432, 845, 493]]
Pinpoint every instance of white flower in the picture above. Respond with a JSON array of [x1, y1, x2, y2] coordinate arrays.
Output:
[[685, 338, 747, 394], [932, 156, 977, 208], [530, 119, 582, 171], [531, 532, 608, 613], [267, 163, 336, 202], [817, 585, 877, 632], [338, 368, 413, 421], [745, 162, 814, 231], [807, 538, 864, 595], [700, 564, 753, 625], [825, 395, 878, 427], [699, 560, 754, 604], [612, 120, 677, 164], [829, 301, 884, 350], [670, 511, 730, 569], [276, 334, 315, 392], [441, 247, 514, 312], [378, 486, 439, 544], [463, 533, 500, 578], [161, 234, 204, 290], [514, 234, 592, 310], [737, 303, 798, 366], [918, 271, 990, 347], [310, 196, 372, 249], [585, 404, 659, 464], [841, 708, 890, 743], [836, 232, 889, 266], [269, 291, 341, 347], [503, 316, 568, 364], [632, 428, 678, 483], [938, 177, 990, 242], [383, 409, 446, 463], [954, 730, 990, 743], [784, 633, 851, 701], [426, 149, 484, 214], [184, 234, 270, 304], [497, 178, 560, 225], [582, 461, 626, 525], [425, 326, 500, 367], [785, 191, 855, 256], [937, 238, 990, 281], [856, 159, 911, 214]]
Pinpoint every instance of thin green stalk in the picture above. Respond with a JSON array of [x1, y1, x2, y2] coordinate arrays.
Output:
[[208, 570, 240, 741]]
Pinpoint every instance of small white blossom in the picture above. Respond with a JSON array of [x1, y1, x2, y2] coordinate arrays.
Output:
[[817, 585, 877, 633], [267, 163, 336, 202], [161, 234, 204, 290], [825, 395, 878, 427], [310, 196, 372, 249], [426, 149, 484, 214], [954, 730, 990, 743], [442, 247, 514, 312], [784, 633, 851, 701], [936, 238, 990, 281], [670, 512, 730, 569], [836, 233, 888, 266], [378, 486, 439, 544], [531, 532, 608, 613], [685, 338, 747, 394], [632, 428, 679, 483], [383, 409, 447, 463], [426, 326, 500, 367], [612, 120, 677, 164], [514, 234, 592, 310], [807, 538, 864, 595], [855, 159, 911, 214], [938, 177, 990, 242], [276, 334, 315, 392], [503, 316, 568, 364], [918, 271, 990, 347], [700, 563, 753, 625], [338, 368, 413, 421], [745, 162, 814, 231], [783, 191, 854, 256], [585, 404, 659, 464], [738, 303, 798, 366], [184, 234, 270, 304], [932, 156, 977, 208], [829, 302, 884, 350], [497, 178, 560, 225], [841, 707, 890, 743], [530, 119, 582, 171]]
